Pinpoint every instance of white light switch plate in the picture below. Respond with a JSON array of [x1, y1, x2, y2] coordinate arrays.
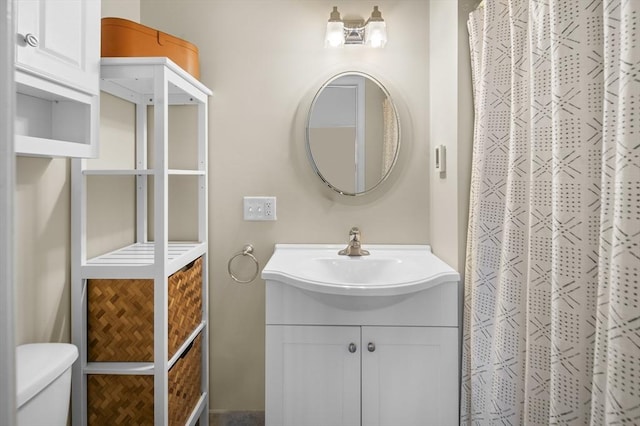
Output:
[[244, 196, 277, 221]]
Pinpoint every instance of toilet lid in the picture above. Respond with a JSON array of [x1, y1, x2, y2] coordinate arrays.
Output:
[[16, 343, 78, 407]]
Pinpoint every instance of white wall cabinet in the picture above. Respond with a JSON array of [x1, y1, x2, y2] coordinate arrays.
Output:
[[71, 58, 212, 425], [16, 0, 99, 94], [15, 0, 99, 157]]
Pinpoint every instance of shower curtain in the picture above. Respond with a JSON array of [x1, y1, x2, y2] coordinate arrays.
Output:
[[462, 0, 639, 424]]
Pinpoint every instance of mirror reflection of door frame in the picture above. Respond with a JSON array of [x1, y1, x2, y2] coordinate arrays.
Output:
[[326, 76, 365, 192], [307, 71, 400, 196]]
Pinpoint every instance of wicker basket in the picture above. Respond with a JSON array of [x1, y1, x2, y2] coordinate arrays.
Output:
[[87, 334, 202, 425], [87, 375, 154, 425], [168, 257, 203, 356], [88, 257, 203, 361], [169, 333, 203, 425]]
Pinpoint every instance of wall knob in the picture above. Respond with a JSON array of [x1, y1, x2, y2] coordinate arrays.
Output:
[[24, 33, 39, 47], [367, 342, 376, 352], [348, 343, 357, 353]]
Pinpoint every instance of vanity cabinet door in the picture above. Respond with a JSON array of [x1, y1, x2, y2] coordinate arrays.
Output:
[[16, 0, 100, 95], [266, 325, 361, 426], [361, 326, 459, 426]]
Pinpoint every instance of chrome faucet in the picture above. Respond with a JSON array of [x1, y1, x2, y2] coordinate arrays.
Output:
[[338, 227, 370, 256]]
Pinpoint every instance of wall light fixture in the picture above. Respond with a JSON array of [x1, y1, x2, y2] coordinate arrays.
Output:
[[324, 6, 387, 48]]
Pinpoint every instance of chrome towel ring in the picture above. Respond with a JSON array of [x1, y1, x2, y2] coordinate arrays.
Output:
[[228, 244, 260, 283]]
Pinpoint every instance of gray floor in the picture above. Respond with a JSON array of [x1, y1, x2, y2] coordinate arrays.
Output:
[[211, 411, 265, 426]]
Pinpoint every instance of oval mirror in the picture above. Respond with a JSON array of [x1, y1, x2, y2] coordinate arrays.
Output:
[[306, 72, 400, 196]]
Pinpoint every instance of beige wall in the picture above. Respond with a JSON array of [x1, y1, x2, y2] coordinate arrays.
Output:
[[13, 0, 475, 415], [458, 0, 480, 277], [14, 99, 137, 346], [101, 0, 140, 22], [428, 0, 476, 273], [140, 0, 431, 411], [15, 156, 70, 344]]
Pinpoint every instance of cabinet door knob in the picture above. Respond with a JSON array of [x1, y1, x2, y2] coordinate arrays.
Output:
[[367, 342, 376, 352], [348, 343, 357, 353], [24, 33, 39, 47]]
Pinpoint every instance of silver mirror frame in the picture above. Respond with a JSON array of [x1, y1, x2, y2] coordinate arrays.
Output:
[[305, 71, 401, 196]]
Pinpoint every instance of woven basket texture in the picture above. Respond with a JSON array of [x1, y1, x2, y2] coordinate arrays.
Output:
[[87, 333, 202, 425], [87, 257, 203, 361], [169, 333, 202, 425], [168, 257, 203, 356], [88, 278, 155, 361], [87, 375, 154, 425]]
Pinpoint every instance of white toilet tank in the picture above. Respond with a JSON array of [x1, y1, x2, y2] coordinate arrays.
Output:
[[16, 343, 78, 426]]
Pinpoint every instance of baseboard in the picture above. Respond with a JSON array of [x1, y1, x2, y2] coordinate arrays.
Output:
[[210, 410, 265, 426]]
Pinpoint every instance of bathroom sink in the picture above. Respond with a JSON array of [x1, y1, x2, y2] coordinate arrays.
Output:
[[262, 244, 459, 296]]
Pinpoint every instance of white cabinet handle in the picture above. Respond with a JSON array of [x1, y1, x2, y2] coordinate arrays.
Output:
[[348, 343, 357, 353], [24, 33, 39, 47]]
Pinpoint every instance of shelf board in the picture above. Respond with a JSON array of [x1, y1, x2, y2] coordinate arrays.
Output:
[[168, 169, 205, 176], [81, 242, 206, 278], [83, 169, 153, 176], [84, 362, 154, 375], [16, 135, 96, 158], [82, 169, 205, 176], [100, 57, 212, 105]]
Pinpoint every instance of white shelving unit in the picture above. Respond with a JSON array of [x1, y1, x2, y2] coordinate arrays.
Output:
[[71, 57, 212, 425]]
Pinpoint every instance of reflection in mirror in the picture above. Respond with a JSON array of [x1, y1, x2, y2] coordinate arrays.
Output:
[[306, 73, 399, 196]]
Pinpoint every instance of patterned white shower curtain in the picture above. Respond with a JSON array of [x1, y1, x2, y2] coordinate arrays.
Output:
[[462, 0, 639, 424]]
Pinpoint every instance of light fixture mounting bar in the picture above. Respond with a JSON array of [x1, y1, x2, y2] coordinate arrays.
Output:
[[343, 19, 365, 44]]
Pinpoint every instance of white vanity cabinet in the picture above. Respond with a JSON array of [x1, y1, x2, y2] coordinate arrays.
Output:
[[264, 244, 461, 426], [266, 324, 458, 426], [15, 0, 100, 157]]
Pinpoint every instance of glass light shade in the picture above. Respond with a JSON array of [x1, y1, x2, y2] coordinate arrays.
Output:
[[365, 21, 387, 48], [325, 21, 345, 47]]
